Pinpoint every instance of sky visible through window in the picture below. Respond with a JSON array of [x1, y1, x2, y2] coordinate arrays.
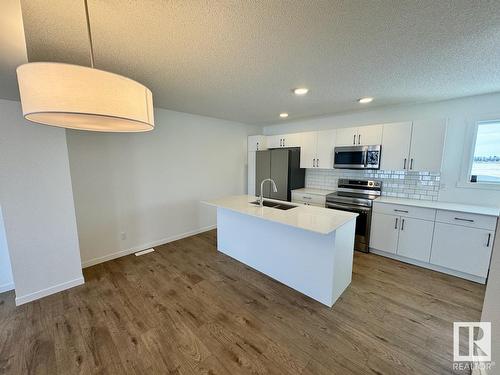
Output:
[[471, 121, 500, 183]]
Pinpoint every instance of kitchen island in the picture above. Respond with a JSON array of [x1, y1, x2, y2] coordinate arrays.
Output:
[[205, 195, 358, 307]]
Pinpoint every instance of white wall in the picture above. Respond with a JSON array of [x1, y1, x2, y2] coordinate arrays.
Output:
[[66, 108, 261, 266], [0, 99, 83, 304], [0, 206, 14, 293], [263, 92, 500, 206], [479, 223, 500, 374]]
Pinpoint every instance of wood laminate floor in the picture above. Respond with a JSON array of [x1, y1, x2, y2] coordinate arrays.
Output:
[[0, 230, 485, 374]]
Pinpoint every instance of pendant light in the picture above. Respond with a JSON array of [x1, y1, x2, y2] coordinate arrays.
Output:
[[16, 0, 154, 132]]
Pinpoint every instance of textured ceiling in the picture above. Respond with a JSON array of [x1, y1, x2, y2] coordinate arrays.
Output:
[[13, 0, 500, 124]]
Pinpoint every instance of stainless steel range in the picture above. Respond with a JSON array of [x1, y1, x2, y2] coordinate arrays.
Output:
[[326, 179, 382, 253]]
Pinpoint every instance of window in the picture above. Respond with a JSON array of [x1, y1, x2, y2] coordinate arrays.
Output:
[[469, 120, 500, 184]]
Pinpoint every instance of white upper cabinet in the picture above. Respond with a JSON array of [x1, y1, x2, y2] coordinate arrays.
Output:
[[380, 122, 413, 171], [335, 125, 382, 146], [357, 125, 383, 145], [379, 119, 446, 172], [267, 135, 282, 148], [265, 118, 446, 172], [408, 119, 447, 172], [267, 133, 302, 148], [299, 130, 335, 169], [247, 151, 256, 196], [315, 130, 336, 169], [335, 127, 358, 146], [248, 135, 267, 152], [299, 132, 317, 169], [282, 133, 301, 147]]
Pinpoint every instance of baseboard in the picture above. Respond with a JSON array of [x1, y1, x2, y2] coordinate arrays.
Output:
[[81, 225, 217, 268], [0, 282, 14, 293], [370, 248, 486, 284], [15, 276, 84, 306]]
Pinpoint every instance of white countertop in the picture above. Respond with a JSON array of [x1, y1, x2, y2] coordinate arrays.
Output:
[[204, 195, 358, 234], [291, 188, 335, 196], [375, 196, 500, 217]]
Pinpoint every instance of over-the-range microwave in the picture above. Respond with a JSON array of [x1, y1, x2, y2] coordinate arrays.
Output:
[[333, 145, 381, 170]]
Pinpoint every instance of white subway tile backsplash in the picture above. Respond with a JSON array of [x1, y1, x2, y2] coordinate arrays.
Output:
[[306, 169, 441, 201]]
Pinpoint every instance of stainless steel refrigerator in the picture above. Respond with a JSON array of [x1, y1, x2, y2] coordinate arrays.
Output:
[[255, 147, 305, 201]]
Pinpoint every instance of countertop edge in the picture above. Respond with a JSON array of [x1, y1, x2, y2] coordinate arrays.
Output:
[[374, 198, 500, 217], [203, 196, 358, 235], [291, 188, 336, 196]]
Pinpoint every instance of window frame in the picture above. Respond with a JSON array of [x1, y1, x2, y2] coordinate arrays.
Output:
[[458, 115, 500, 190]]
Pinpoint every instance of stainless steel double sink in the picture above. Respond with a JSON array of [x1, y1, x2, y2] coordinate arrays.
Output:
[[249, 200, 297, 210]]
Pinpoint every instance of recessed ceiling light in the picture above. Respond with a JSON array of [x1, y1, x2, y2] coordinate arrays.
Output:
[[358, 97, 374, 104], [293, 88, 309, 96], [279, 113, 289, 118]]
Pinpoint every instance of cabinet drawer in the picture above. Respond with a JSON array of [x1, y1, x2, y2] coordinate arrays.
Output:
[[291, 192, 326, 206], [435, 210, 497, 230], [373, 202, 436, 221], [292, 201, 324, 208]]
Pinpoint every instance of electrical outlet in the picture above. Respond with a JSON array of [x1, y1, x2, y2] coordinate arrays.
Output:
[[120, 232, 127, 240]]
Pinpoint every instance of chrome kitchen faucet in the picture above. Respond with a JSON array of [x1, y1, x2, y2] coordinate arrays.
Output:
[[258, 179, 278, 207]]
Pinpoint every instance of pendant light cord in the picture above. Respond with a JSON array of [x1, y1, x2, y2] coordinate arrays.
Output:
[[84, 0, 95, 68]]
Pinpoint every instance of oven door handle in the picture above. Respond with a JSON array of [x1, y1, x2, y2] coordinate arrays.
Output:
[[326, 202, 371, 212]]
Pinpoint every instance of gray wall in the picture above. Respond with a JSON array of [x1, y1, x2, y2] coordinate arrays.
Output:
[[66, 107, 261, 267], [480, 222, 500, 374], [0, 99, 83, 304]]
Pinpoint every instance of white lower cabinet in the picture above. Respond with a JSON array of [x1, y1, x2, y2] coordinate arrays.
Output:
[[370, 213, 399, 254], [397, 217, 434, 262], [291, 191, 327, 207], [370, 213, 433, 261], [430, 223, 493, 278], [371, 202, 497, 283]]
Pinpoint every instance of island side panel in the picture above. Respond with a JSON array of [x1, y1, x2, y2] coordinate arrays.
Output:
[[330, 220, 356, 304], [216, 207, 345, 307]]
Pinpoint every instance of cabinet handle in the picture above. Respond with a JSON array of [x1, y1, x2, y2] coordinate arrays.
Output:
[[487, 233, 491, 247], [394, 209, 409, 213], [401, 218, 405, 231], [313, 158, 316, 167], [256, 142, 259, 151], [358, 134, 361, 145], [302, 196, 312, 200], [279, 139, 282, 147], [454, 217, 474, 223], [410, 158, 414, 170], [403, 158, 407, 170], [283, 138, 285, 147], [353, 134, 356, 145], [394, 218, 398, 229], [317, 159, 320, 167]]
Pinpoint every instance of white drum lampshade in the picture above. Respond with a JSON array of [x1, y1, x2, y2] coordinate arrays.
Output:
[[16, 62, 155, 132]]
